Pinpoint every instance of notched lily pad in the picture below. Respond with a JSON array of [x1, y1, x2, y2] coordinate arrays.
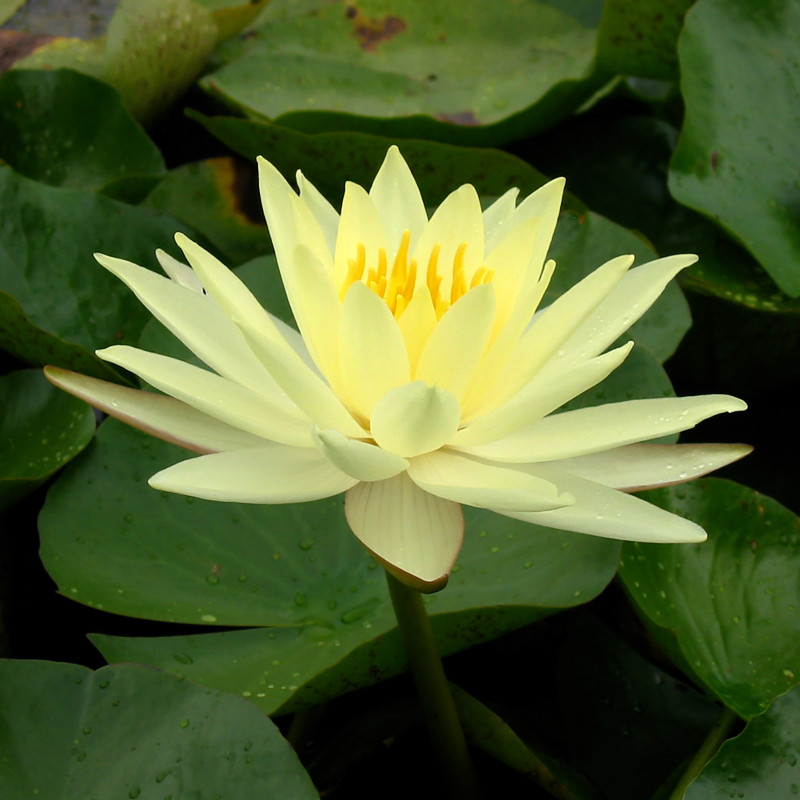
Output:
[[202, 0, 604, 145]]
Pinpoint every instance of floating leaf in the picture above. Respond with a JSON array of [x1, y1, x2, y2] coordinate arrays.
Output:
[[620, 479, 800, 719], [202, 0, 604, 146], [0, 369, 95, 512], [0, 660, 317, 799], [669, 0, 800, 296]]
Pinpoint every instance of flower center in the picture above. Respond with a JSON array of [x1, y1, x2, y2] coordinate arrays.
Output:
[[339, 229, 494, 319]]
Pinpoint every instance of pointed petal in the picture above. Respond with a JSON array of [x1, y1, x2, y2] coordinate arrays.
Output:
[[408, 450, 573, 512], [257, 156, 300, 268], [455, 342, 633, 448], [297, 170, 339, 255], [538, 254, 697, 376], [150, 445, 357, 503], [155, 249, 203, 292], [339, 281, 410, 420], [411, 184, 484, 298], [470, 395, 747, 463], [486, 254, 634, 411], [414, 284, 495, 401], [98, 345, 313, 446], [44, 366, 265, 453], [312, 428, 408, 481], [481, 187, 519, 242], [333, 182, 386, 291], [370, 382, 460, 458], [345, 474, 463, 592], [551, 442, 753, 492], [503, 465, 707, 543], [369, 145, 427, 254], [94, 253, 281, 398]]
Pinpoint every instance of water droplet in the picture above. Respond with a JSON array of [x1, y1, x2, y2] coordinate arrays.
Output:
[[206, 575, 220, 585], [179, 719, 190, 729], [155, 771, 168, 783], [123, 513, 134, 523], [173, 652, 193, 665], [784, 669, 795, 680], [732, 615, 741, 624], [340, 598, 380, 623], [200, 614, 217, 623], [98, 680, 110, 689], [82, 727, 91, 735], [243, 741, 253, 751], [237, 574, 247, 582], [129, 789, 141, 799], [294, 593, 308, 607], [298, 538, 314, 550]]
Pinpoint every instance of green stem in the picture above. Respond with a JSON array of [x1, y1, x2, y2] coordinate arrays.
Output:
[[667, 706, 738, 800], [386, 571, 481, 800]]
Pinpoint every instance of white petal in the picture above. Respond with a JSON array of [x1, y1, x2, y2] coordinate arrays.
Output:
[[454, 342, 633, 448], [94, 253, 281, 398], [98, 345, 313, 447], [369, 145, 428, 254], [338, 281, 410, 420], [414, 284, 495, 401], [551, 442, 753, 491], [312, 428, 408, 481], [370, 382, 460, 458], [44, 366, 265, 453], [344, 473, 463, 592], [150, 445, 357, 503], [470, 395, 747, 463], [408, 451, 573, 512], [503, 465, 707, 543], [297, 170, 339, 255], [538, 253, 697, 376], [257, 156, 300, 269], [155, 249, 203, 293]]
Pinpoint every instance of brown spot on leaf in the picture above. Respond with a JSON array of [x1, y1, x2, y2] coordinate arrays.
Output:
[[0, 30, 57, 73], [346, 5, 407, 52], [710, 151, 720, 170], [436, 110, 481, 127]]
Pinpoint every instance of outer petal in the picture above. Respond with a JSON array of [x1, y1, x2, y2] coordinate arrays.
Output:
[[338, 281, 410, 420], [481, 187, 519, 242], [297, 170, 339, 255], [369, 145, 428, 254], [344, 473, 463, 592], [503, 465, 707, 543], [257, 156, 301, 269], [550, 442, 753, 492], [455, 341, 633, 447], [407, 450, 573, 512], [98, 345, 313, 447], [312, 428, 409, 481], [537, 254, 697, 377], [155, 249, 204, 292], [468, 395, 747, 463], [150, 445, 357, 503], [94, 253, 281, 398], [370, 382, 460, 458], [414, 284, 495, 400], [43, 366, 266, 454]]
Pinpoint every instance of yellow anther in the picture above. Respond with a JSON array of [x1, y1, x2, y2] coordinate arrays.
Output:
[[470, 266, 488, 289], [340, 242, 367, 299]]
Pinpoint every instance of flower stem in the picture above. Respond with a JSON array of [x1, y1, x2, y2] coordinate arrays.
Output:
[[667, 706, 738, 800], [385, 571, 481, 800]]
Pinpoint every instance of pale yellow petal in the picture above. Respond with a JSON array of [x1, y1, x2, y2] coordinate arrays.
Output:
[[550, 442, 753, 491], [44, 366, 265, 454], [155, 249, 202, 292], [312, 428, 408, 481], [397, 287, 438, 374], [338, 281, 410, 420], [408, 451, 573, 512], [297, 170, 339, 255], [369, 145, 428, 254], [150, 446, 357, 503], [344, 474, 463, 592], [503, 465, 707, 543], [370, 382, 460, 458], [467, 395, 747, 463], [333, 182, 386, 291], [257, 156, 300, 267], [455, 341, 633, 448], [481, 187, 519, 242], [98, 345, 313, 447], [414, 284, 495, 400]]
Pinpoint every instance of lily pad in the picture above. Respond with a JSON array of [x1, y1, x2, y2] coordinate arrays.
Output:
[[0, 166, 196, 374], [0, 660, 317, 799], [683, 686, 800, 799], [619, 479, 800, 719], [0, 369, 95, 512], [0, 69, 165, 189], [669, 0, 800, 296], [201, 0, 604, 146]]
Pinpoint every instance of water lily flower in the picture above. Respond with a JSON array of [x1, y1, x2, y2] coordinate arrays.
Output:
[[45, 147, 749, 592]]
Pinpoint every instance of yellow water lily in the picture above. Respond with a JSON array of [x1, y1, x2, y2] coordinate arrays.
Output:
[[46, 147, 749, 591]]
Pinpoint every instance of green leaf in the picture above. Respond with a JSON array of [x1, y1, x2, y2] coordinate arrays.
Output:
[[0, 166, 195, 374], [202, 0, 604, 146], [0, 660, 317, 799], [683, 686, 800, 799], [0, 69, 165, 189], [142, 157, 270, 266], [597, 0, 693, 80], [619, 479, 800, 719], [0, 369, 95, 512], [669, 0, 800, 296]]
